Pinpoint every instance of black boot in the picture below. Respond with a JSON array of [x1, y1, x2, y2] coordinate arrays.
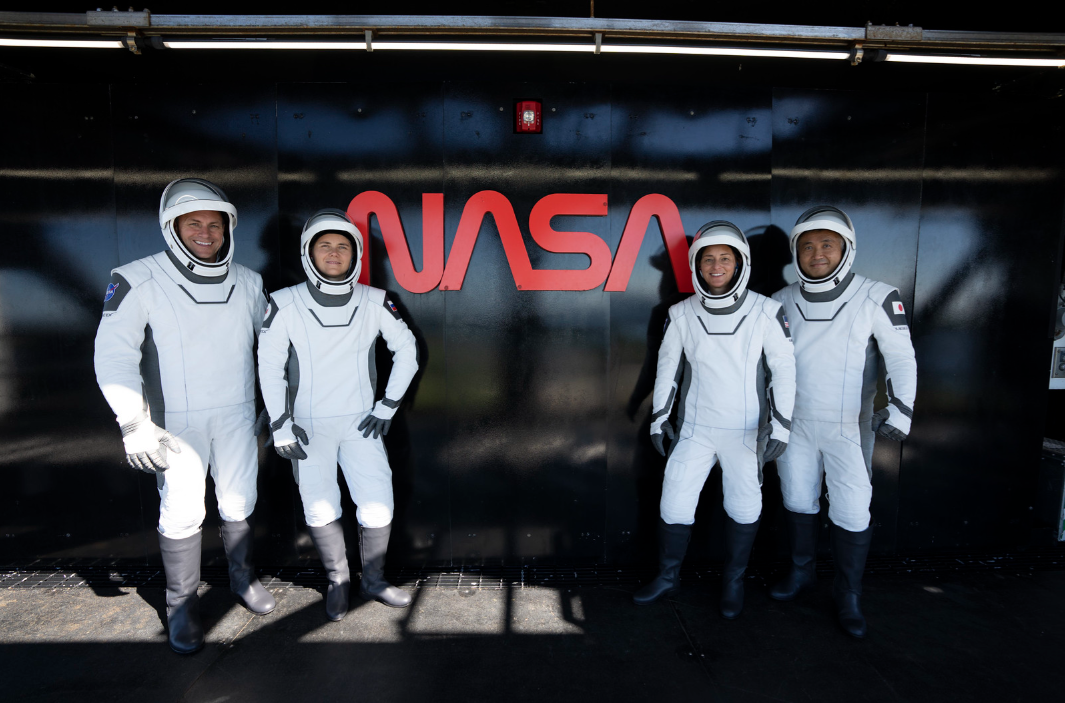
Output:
[[308, 520, 351, 621], [159, 531, 204, 655], [769, 510, 819, 601], [720, 517, 760, 619], [220, 515, 276, 615], [832, 521, 873, 638], [358, 524, 411, 608], [633, 519, 692, 605]]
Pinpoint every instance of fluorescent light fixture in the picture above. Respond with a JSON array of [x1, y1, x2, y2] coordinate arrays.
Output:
[[163, 40, 367, 50], [601, 44, 850, 60], [885, 53, 1065, 67], [0, 37, 124, 49], [373, 41, 594, 53]]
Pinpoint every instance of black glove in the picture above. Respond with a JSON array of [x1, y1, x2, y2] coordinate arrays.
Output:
[[357, 414, 392, 439], [651, 420, 674, 457], [763, 439, 787, 463], [273, 420, 309, 461], [871, 408, 908, 442]]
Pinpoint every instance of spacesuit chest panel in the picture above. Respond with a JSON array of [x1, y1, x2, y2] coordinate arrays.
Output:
[[289, 285, 377, 419], [787, 276, 877, 421], [680, 295, 764, 431], [145, 255, 256, 412]]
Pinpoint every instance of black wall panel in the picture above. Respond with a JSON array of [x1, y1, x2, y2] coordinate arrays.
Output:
[[1, 78, 1062, 567]]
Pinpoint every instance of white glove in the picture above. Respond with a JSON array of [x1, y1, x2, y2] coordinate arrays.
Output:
[[120, 414, 180, 474]]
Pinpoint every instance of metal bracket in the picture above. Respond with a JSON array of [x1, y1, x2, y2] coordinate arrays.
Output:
[[850, 43, 864, 65], [124, 30, 141, 54], [365, 29, 372, 51], [594, 32, 602, 54]]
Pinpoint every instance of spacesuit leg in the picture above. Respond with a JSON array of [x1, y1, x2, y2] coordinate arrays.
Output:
[[771, 419, 824, 602], [822, 422, 874, 638], [208, 401, 259, 524], [207, 403, 275, 615], [293, 418, 344, 528], [337, 417, 409, 608], [633, 437, 714, 605], [157, 416, 211, 539], [716, 429, 762, 619], [776, 419, 823, 517]]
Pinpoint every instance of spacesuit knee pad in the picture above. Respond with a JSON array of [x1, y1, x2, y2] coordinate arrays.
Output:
[[356, 502, 393, 528], [158, 512, 206, 540], [827, 506, 871, 533], [722, 500, 762, 526], [216, 491, 256, 524]]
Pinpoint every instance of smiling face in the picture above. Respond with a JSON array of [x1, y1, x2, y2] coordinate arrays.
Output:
[[311, 232, 355, 281], [796, 229, 845, 280], [176, 210, 226, 263], [698, 244, 738, 295]]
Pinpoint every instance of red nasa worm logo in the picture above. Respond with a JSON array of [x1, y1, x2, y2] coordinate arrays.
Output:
[[346, 191, 694, 294]]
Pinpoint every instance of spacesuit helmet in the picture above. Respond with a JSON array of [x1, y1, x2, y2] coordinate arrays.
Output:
[[789, 205, 857, 294], [158, 178, 237, 278], [300, 208, 363, 295], [688, 221, 751, 309]]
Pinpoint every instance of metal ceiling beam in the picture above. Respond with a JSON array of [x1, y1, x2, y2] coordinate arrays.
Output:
[[1, 11, 1064, 52]]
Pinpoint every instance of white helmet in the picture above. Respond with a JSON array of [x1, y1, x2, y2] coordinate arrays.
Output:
[[159, 178, 237, 278], [688, 221, 751, 309], [789, 205, 857, 294], [301, 208, 363, 295]]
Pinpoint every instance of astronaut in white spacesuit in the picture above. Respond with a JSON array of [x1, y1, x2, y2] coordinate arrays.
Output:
[[258, 209, 418, 621], [770, 206, 917, 638], [633, 222, 796, 619], [94, 178, 276, 655]]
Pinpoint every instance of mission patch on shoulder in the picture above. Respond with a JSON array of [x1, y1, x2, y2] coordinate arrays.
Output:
[[384, 297, 402, 320], [102, 273, 131, 315], [775, 307, 792, 339], [881, 289, 909, 329]]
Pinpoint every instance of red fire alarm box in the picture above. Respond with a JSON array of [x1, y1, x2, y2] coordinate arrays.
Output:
[[515, 100, 542, 134]]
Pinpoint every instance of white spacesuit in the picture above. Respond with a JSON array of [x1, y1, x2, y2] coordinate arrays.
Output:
[[770, 205, 917, 638], [94, 178, 275, 655], [258, 208, 418, 620], [633, 221, 796, 619]]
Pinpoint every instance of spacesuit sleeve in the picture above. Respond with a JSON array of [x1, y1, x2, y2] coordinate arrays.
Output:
[[650, 309, 684, 435], [252, 278, 269, 336], [93, 272, 150, 427], [256, 297, 292, 425], [870, 288, 917, 435], [377, 297, 419, 406], [762, 302, 795, 443]]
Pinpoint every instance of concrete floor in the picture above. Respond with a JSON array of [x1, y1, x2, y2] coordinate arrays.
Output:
[[2, 570, 1062, 702]]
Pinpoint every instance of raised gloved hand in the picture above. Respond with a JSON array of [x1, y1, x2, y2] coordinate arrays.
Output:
[[871, 408, 908, 442], [651, 420, 674, 457], [757, 423, 788, 463], [272, 417, 309, 460], [120, 415, 180, 474]]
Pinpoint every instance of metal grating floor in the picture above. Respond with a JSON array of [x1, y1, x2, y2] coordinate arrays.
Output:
[[2, 548, 1064, 590]]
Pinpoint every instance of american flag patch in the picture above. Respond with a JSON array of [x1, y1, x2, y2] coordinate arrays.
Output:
[[783, 314, 790, 329]]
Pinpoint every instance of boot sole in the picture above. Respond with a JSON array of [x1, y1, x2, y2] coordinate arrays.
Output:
[[169, 641, 204, 655], [632, 588, 679, 606]]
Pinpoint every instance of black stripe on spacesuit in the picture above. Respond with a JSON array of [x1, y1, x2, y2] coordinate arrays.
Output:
[[669, 355, 693, 459], [262, 299, 279, 330], [102, 273, 132, 313], [696, 313, 748, 336], [307, 307, 359, 328], [769, 388, 791, 431], [381, 398, 400, 408], [887, 379, 913, 418], [653, 356, 686, 420], [368, 338, 378, 395], [176, 284, 236, 304], [140, 324, 165, 427], [795, 301, 848, 322], [775, 307, 792, 339], [285, 343, 300, 417], [881, 289, 909, 327]]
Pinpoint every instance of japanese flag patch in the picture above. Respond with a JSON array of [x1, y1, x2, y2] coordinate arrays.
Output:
[[893, 301, 905, 315]]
